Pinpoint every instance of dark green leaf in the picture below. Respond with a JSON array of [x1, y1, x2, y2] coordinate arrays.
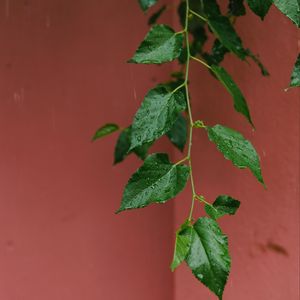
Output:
[[148, 5, 166, 25], [130, 85, 186, 149], [171, 220, 193, 271], [92, 123, 119, 141], [128, 25, 183, 64], [289, 54, 300, 87], [117, 153, 190, 212], [228, 0, 246, 16], [138, 0, 157, 12], [203, 39, 229, 66], [245, 0, 272, 20], [114, 127, 152, 164], [166, 114, 188, 152], [246, 50, 270, 76], [273, 0, 300, 27], [207, 124, 264, 185], [211, 65, 253, 125], [202, 0, 221, 17], [205, 195, 241, 220], [186, 217, 231, 299], [208, 15, 247, 60]]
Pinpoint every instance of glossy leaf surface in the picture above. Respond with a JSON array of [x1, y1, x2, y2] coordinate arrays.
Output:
[[128, 25, 183, 64], [207, 125, 264, 184], [117, 153, 189, 212], [92, 123, 119, 141]]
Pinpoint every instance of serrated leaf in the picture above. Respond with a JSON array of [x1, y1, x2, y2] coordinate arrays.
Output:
[[117, 153, 190, 212], [207, 124, 264, 185], [128, 25, 183, 64], [205, 195, 241, 220], [186, 217, 231, 300], [114, 127, 151, 164], [138, 0, 157, 12], [289, 54, 300, 87], [166, 114, 188, 152], [211, 65, 253, 125], [245, 0, 272, 20], [228, 0, 246, 16], [148, 5, 166, 25], [130, 85, 186, 149], [171, 221, 193, 271], [208, 15, 247, 60], [273, 0, 300, 27], [92, 123, 119, 141]]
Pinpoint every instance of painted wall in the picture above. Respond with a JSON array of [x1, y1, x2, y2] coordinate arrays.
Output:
[[0, 1, 298, 300]]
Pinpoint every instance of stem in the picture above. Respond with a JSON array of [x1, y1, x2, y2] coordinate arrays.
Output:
[[189, 9, 207, 22], [191, 55, 211, 69]]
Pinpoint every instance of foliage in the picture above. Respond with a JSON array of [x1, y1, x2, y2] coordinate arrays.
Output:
[[94, 1, 299, 298]]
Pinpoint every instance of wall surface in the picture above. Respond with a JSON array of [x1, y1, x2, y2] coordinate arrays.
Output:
[[0, 1, 298, 300]]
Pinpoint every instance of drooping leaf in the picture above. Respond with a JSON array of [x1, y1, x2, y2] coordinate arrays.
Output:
[[228, 0, 246, 16], [203, 39, 229, 66], [117, 153, 190, 212], [207, 124, 264, 185], [138, 0, 157, 12], [166, 114, 188, 152], [128, 25, 183, 64], [245, 0, 272, 20], [171, 220, 193, 271], [130, 85, 186, 149], [208, 15, 247, 60], [148, 5, 166, 25], [92, 123, 119, 141], [211, 65, 253, 125], [246, 49, 270, 76], [186, 217, 231, 300], [114, 127, 151, 164], [289, 54, 300, 87], [205, 195, 241, 220], [273, 0, 300, 27]]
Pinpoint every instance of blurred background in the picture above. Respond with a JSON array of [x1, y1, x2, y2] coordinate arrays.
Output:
[[0, 1, 298, 299]]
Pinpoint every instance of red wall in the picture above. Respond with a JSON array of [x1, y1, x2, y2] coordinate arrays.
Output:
[[0, 1, 298, 300]]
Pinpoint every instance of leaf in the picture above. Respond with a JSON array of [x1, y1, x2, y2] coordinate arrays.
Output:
[[186, 217, 231, 300], [138, 0, 157, 12], [114, 127, 151, 164], [202, 0, 221, 17], [207, 124, 264, 185], [166, 114, 188, 152], [273, 0, 300, 27], [128, 25, 183, 64], [92, 123, 119, 141], [245, 0, 272, 20], [205, 195, 241, 220], [171, 220, 193, 271], [203, 39, 229, 66], [148, 5, 166, 25], [289, 54, 300, 87], [211, 65, 253, 126], [228, 0, 246, 16], [117, 153, 190, 213], [130, 85, 186, 149], [246, 50, 270, 76], [208, 15, 247, 60]]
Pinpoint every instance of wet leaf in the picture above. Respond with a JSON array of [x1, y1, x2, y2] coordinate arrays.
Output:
[[289, 54, 300, 87], [245, 0, 272, 20], [92, 123, 119, 141], [117, 153, 189, 212]]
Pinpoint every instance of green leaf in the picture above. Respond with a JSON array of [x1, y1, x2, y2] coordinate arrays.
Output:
[[128, 25, 183, 64], [148, 5, 166, 25], [289, 54, 300, 87], [92, 123, 119, 141], [208, 15, 247, 60], [202, 0, 221, 17], [211, 65, 253, 126], [171, 220, 193, 271], [114, 127, 151, 164], [228, 0, 246, 16], [273, 0, 300, 27], [138, 0, 157, 12], [207, 124, 264, 185], [130, 85, 186, 149], [166, 114, 188, 152], [245, 0, 272, 20], [117, 153, 190, 213], [203, 39, 229, 66], [186, 217, 231, 300], [246, 50, 270, 76], [205, 195, 241, 220]]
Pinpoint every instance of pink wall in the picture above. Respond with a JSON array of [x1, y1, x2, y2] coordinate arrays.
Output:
[[0, 1, 298, 300]]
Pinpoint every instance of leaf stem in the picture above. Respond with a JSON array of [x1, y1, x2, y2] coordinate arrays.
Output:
[[191, 55, 211, 69], [189, 9, 207, 22]]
